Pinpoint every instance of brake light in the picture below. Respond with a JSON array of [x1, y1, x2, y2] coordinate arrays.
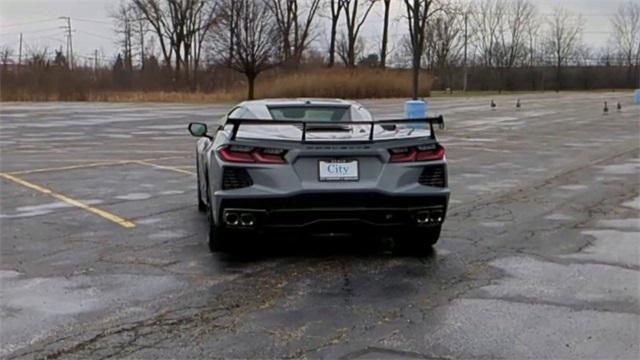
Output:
[[389, 144, 445, 162], [218, 146, 287, 164]]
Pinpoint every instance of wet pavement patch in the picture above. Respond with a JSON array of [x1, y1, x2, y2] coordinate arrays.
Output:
[[1, 94, 639, 358]]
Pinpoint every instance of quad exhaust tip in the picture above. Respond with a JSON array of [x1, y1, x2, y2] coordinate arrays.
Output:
[[240, 213, 255, 227], [224, 211, 257, 228], [224, 212, 240, 226], [416, 210, 444, 225]]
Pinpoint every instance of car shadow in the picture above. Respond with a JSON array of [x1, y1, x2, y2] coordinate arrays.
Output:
[[213, 231, 437, 266]]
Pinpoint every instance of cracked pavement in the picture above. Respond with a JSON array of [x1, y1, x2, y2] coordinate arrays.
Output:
[[1, 92, 639, 359]]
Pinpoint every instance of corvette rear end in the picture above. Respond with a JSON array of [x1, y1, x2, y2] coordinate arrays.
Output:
[[188, 99, 449, 253]]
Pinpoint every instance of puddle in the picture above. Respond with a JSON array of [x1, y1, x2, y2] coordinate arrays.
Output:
[[149, 230, 187, 240], [0, 273, 182, 357], [564, 230, 639, 268], [137, 217, 162, 225], [159, 190, 185, 196], [622, 196, 640, 210], [467, 179, 519, 192], [480, 222, 506, 228], [559, 184, 588, 191], [544, 213, 573, 221], [598, 162, 640, 175], [461, 173, 486, 178], [484, 256, 638, 304], [115, 193, 152, 201], [0, 200, 103, 219], [597, 219, 640, 230]]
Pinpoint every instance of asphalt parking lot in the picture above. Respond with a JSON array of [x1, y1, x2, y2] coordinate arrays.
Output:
[[1, 92, 639, 359]]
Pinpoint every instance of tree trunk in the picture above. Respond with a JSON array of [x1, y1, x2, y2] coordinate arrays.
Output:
[[555, 63, 561, 92], [412, 0, 420, 100], [348, 39, 355, 67], [380, 0, 390, 68], [328, 19, 338, 67], [247, 72, 256, 100]]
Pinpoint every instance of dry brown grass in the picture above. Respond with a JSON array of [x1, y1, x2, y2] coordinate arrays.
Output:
[[1, 67, 432, 102], [252, 68, 432, 99], [86, 90, 241, 103]]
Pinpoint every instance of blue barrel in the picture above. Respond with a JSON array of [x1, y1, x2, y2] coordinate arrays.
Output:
[[635, 89, 640, 104], [405, 100, 428, 128]]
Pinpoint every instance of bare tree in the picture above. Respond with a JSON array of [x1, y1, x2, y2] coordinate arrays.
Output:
[[499, 0, 536, 68], [27, 47, 49, 68], [217, 0, 240, 67], [425, 8, 464, 88], [337, 32, 366, 65], [267, 0, 321, 65], [545, 7, 583, 91], [185, 0, 218, 87], [131, 0, 173, 71], [611, 0, 640, 68], [1, 47, 13, 66], [425, 6, 464, 68], [111, 2, 135, 72], [342, 0, 377, 67], [404, 0, 440, 99], [327, 0, 345, 67], [380, 0, 391, 68], [524, 10, 541, 67], [128, 5, 151, 69], [131, 0, 217, 85], [211, 0, 279, 99], [470, 0, 506, 67]]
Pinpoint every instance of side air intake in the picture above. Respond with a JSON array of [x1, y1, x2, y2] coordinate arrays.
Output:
[[222, 168, 253, 190], [419, 165, 446, 188]]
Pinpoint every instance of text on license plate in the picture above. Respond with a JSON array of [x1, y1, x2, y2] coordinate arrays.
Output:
[[318, 160, 359, 181]]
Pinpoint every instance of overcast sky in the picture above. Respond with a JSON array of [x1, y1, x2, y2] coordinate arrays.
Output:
[[0, 0, 622, 64]]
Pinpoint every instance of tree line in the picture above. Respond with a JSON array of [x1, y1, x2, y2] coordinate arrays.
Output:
[[2, 0, 639, 98]]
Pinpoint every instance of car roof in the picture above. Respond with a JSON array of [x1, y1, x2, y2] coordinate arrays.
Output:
[[238, 98, 358, 107], [235, 98, 371, 120]]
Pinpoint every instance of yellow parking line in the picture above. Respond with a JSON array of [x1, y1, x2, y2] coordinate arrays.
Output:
[[9, 160, 132, 175], [0, 173, 136, 228], [8, 156, 182, 175], [133, 160, 196, 176]]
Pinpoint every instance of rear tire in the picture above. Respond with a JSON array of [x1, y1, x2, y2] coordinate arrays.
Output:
[[197, 182, 207, 212], [208, 208, 229, 253], [196, 159, 207, 212], [395, 225, 441, 255]]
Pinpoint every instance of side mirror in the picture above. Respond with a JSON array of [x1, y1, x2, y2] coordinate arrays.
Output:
[[188, 122, 208, 137]]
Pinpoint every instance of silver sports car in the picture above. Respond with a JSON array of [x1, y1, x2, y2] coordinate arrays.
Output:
[[188, 98, 449, 253]]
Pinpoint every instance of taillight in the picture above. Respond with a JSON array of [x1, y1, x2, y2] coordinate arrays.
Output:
[[389, 144, 445, 162], [218, 145, 287, 164]]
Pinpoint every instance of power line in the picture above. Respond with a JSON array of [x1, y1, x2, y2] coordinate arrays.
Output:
[[0, 27, 65, 36], [74, 18, 113, 25], [76, 29, 114, 41], [29, 35, 67, 44], [0, 18, 58, 28]]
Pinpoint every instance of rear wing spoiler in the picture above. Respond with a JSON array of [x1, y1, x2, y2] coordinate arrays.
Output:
[[226, 115, 445, 142]]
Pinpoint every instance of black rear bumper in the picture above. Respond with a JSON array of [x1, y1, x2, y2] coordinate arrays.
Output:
[[219, 193, 448, 229]]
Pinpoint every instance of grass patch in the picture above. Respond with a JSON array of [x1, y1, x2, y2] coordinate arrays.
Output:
[[252, 68, 432, 99], [86, 91, 240, 103], [1, 68, 432, 102]]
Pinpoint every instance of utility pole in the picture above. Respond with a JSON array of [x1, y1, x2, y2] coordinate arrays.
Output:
[[463, 11, 468, 93], [18, 33, 23, 72], [94, 49, 98, 71], [412, 0, 420, 100], [60, 17, 73, 69]]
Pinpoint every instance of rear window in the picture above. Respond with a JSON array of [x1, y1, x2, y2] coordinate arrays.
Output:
[[268, 106, 350, 121]]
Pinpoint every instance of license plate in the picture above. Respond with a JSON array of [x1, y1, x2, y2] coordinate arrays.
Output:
[[318, 160, 359, 181]]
